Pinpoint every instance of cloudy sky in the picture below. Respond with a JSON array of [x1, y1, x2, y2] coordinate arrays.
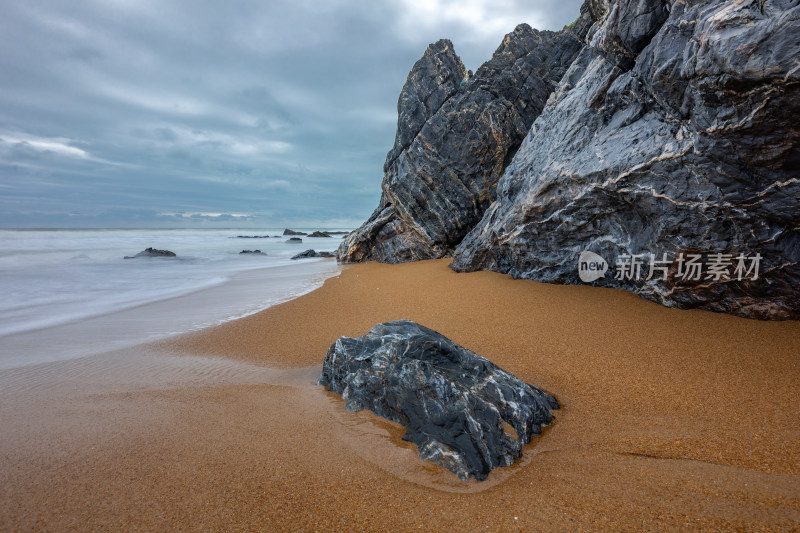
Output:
[[0, 0, 582, 228]]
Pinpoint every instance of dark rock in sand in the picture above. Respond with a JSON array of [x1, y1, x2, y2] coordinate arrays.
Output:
[[452, 0, 800, 319], [283, 229, 307, 236], [308, 231, 332, 238], [291, 249, 334, 259], [291, 249, 317, 259], [318, 320, 558, 481], [287, 237, 303, 243], [337, 9, 596, 263], [124, 247, 176, 259], [239, 250, 266, 255]]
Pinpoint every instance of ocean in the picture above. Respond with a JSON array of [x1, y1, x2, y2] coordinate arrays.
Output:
[[0, 228, 344, 370]]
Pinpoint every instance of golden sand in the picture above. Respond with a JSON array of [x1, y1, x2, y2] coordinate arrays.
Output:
[[1, 258, 799, 530]]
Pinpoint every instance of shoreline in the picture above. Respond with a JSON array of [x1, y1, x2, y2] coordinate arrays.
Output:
[[1, 258, 799, 530], [0, 258, 340, 371]]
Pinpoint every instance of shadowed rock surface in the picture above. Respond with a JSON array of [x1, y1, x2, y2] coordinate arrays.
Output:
[[317, 320, 559, 481], [291, 249, 334, 259], [452, 0, 800, 319], [337, 7, 597, 263], [123, 247, 176, 259]]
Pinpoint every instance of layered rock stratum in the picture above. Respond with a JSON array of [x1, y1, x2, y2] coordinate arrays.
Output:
[[452, 0, 800, 319], [342, 0, 800, 319], [318, 320, 559, 481], [337, 6, 597, 262]]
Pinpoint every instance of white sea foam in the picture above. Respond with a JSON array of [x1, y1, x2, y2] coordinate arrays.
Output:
[[0, 229, 344, 369]]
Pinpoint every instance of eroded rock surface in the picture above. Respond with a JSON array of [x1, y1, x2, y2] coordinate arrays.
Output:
[[123, 247, 176, 259], [338, 8, 597, 263], [291, 249, 334, 259], [451, 0, 800, 319], [317, 320, 558, 481]]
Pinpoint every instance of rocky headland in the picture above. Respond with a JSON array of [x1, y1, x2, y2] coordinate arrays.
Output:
[[339, 0, 800, 319], [337, 4, 597, 263]]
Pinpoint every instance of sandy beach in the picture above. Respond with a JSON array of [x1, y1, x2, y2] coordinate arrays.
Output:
[[1, 258, 799, 531]]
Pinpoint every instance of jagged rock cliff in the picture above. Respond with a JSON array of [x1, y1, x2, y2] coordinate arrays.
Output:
[[452, 0, 800, 319], [337, 8, 597, 262]]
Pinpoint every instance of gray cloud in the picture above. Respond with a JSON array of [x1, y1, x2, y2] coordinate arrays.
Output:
[[0, 0, 583, 228]]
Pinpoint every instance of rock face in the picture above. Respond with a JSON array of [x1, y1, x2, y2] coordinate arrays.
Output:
[[123, 247, 176, 259], [318, 320, 559, 481], [452, 0, 800, 319], [291, 249, 334, 259], [337, 8, 597, 263]]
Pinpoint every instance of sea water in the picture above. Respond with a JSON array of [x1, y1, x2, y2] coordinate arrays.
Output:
[[0, 229, 344, 369]]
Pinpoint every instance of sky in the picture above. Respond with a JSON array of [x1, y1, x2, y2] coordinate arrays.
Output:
[[0, 0, 583, 229]]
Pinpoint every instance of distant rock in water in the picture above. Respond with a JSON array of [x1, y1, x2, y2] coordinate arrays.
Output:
[[287, 237, 303, 243], [283, 229, 307, 236], [236, 235, 270, 239], [337, 9, 596, 263], [452, 0, 800, 319], [124, 247, 176, 259], [318, 320, 558, 481], [307, 231, 332, 238], [239, 250, 266, 255], [291, 249, 334, 259]]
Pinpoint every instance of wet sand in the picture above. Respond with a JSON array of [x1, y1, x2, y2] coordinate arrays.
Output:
[[1, 258, 799, 530]]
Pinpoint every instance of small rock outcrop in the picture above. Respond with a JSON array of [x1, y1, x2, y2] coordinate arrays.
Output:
[[337, 8, 596, 263], [452, 0, 800, 319], [291, 249, 334, 259], [239, 249, 266, 255], [236, 235, 270, 238], [124, 247, 176, 259], [308, 231, 332, 238], [286, 237, 303, 243], [283, 229, 307, 236], [318, 320, 559, 481]]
